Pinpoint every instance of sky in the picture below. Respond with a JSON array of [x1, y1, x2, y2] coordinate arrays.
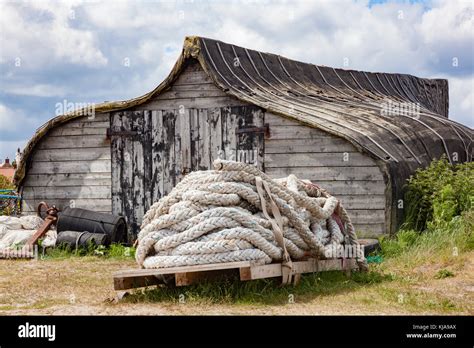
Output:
[[0, 0, 473, 161]]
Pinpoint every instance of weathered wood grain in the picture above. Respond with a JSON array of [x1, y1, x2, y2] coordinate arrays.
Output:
[[28, 160, 111, 174], [111, 112, 123, 216], [48, 127, 107, 137], [133, 96, 247, 110], [268, 125, 332, 140], [37, 135, 109, 149], [23, 173, 111, 187], [266, 166, 383, 181], [151, 110, 163, 204], [265, 152, 377, 167], [265, 138, 356, 153], [33, 148, 111, 162], [22, 186, 111, 199], [23, 198, 111, 213]]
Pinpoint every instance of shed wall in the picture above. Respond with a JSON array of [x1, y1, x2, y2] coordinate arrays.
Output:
[[21, 113, 112, 213], [264, 113, 387, 236]]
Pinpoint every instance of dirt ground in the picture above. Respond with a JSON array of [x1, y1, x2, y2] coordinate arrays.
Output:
[[0, 254, 472, 315]]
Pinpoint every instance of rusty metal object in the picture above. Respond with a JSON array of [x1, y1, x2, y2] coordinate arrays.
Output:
[[25, 202, 59, 246]]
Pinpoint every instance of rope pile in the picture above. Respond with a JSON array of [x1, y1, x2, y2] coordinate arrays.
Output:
[[135, 160, 367, 271]]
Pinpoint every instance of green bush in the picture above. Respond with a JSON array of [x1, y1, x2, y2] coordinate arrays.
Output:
[[404, 157, 473, 231], [380, 156, 473, 260], [380, 210, 474, 259]]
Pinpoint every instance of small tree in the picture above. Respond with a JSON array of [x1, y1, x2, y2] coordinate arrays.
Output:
[[0, 174, 16, 215], [0, 174, 14, 190]]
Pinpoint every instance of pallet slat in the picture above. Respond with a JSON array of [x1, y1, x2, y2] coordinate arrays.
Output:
[[113, 258, 360, 290]]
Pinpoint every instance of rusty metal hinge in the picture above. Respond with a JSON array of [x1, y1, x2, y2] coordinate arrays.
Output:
[[235, 123, 270, 137]]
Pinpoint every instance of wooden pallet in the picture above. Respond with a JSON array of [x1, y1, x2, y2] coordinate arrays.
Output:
[[113, 258, 359, 290]]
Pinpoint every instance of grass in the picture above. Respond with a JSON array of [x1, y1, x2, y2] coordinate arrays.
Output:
[[124, 269, 393, 305], [121, 210, 473, 310], [41, 243, 135, 261], [379, 210, 473, 272], [434, 269, 454, 279]]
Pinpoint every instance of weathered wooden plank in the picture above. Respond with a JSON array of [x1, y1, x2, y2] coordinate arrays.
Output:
[[37, 135, 109, 149], [155, 90, 228, 100], [174, 108, 183, 182], [60, 121, 110, 128], [65, 113, 110, 123], [173, 69, 213, 84], [121, 111, 135, 234], [208, 107, 222, 165], [240, 259, 358, 281], [48, 127, 107, 136], [265, 166, 383, 181], [254, 108, 265, 171], [265, 138, 356, 153], [114, 275, 163, 290], [268, 125, 332, 140], [221, 106, 237, 161], [60, 121, 110, 129], [22, 186, 111, 199], [143, 110, 153, 213], [132, 111, 145, 230], [33, 148, 111, 162], [28, 160, 111, 174], [265, 152, 377, 167], [336, 195, 386, 210], [265, 112, 302, 126], [23, 173, 111, 187], [162, 111, 177, 195], [180, 109, 192, 174], [308, 180, 386, 195], [133, 96, 248, 111], [111, 112, 123, 216], [22, 198, 112, 213], [198, 109, 210, 170], [345, 209, 385, 224], [353, 223, 386, 236], [113, 261, 253, 278], [174, 269, 238, 286], [151, 110, 163, 203], [190, 108, 200, 170], [172, 83, 224, 92], [234, 106, 264, 169]]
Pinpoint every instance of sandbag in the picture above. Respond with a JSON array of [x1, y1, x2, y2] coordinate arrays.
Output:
[[19, 215, 45, 230], [56, 230, 108, 248], [57, 207, 127, 244], [0, 216, 22, 230]]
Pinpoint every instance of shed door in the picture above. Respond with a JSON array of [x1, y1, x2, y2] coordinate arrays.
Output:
[[111, 106, 264, 238]]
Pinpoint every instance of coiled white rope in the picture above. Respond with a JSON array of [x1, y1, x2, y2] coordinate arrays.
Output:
[[136, 159, 367, 271]]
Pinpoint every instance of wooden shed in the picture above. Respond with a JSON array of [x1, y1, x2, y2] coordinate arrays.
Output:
[[14, 36, 473, 239]]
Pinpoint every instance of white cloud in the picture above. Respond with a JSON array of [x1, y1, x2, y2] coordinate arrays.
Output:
[[4, 84, 68, 98], [449, 77, 474, 127], [0, 1, 107, 68], [0, 104, 38, 133]]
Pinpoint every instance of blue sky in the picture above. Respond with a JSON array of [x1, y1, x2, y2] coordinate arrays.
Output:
[[0, 0, 473, 161]]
